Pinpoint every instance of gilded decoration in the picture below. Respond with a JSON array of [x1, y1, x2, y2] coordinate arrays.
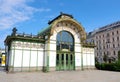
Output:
[[50, 16, 86, 42], [12, 42, 44, 49]]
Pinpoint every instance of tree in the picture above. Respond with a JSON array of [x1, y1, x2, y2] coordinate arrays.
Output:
[[103, 54, 108, 63], [95, 57, 99, 63]]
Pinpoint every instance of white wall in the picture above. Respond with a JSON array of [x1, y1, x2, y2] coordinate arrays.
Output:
[[22, 51, 30, 67], [51, 25, 82, 68], [75, 53, 81, 66], [10, 41, 44, 68], [14, 50, 22, 67], [9, 25, 95, 71], [82, 48, 95, 68], [49, 32, 57, 67]]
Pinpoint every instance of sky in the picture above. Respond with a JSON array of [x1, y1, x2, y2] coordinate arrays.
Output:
[[0, 0, 120, 48]]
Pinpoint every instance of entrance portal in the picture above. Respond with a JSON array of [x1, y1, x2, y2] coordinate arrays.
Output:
[[56, 52, 75, 70], [56, 31, 75, 71]]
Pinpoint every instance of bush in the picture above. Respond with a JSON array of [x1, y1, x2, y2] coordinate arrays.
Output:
[[95, 61, 120, 72]]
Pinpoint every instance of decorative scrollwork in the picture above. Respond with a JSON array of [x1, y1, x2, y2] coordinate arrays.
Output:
[[13, 42, 44, 49]]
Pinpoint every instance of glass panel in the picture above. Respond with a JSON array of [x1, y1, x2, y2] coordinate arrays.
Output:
[[66, 54, 68, 60], [70, 54, 73, 60], [57, 31, 74, 51], [56, 54, 59, 65], [62, 54, 64, 65], [57, 54, 59, 60], [66, 54, 68, 65], [70, 54, 73, 64]]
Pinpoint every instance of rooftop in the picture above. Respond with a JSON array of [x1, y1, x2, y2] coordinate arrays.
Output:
[[48, 12, 73, 24], [96, 21, 120, 34], [88, 21, 120, 36]]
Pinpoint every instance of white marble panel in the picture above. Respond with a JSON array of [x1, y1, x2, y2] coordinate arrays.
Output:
[[75, 53, 81, 66], [86, 54, 91, 65], [38, 51, 44, 66], [14, 50, 22, 67], [49, 52, 56, 67], [22, 51, 30, 67], [30, 51, 37, 66], [83, 53, 87, 66], [91, 54, 95, 66]]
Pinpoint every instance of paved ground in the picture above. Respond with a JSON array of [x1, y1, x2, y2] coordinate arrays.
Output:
[[0, 66, 5, 72], [0, 68, 120, 82]]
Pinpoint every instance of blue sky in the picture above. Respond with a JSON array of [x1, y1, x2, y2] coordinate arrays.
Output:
[[0, 0, 120, 48]]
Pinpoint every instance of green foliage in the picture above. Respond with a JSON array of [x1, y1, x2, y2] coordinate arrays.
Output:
[[96, 50, 120, 72], [95, 62, 120, 72], [103, 54, 108, 63], [95, 57, 99, 63]]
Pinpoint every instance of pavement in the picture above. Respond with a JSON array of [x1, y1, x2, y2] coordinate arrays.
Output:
[[0, 66, 5, 72], [0, 69, 120, 82]]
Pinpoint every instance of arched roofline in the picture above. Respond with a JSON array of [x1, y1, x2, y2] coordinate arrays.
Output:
[[50, 17, 86, 42]]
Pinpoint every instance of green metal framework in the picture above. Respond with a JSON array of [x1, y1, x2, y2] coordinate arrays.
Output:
[[56, 51, 75, 71], [56, 31, 75, 70]]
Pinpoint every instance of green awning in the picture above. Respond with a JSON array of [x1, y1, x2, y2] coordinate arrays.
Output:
[[38, 24, 52, 36]]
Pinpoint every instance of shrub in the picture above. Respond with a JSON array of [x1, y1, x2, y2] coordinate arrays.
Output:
[[95, 62, 120, 72]]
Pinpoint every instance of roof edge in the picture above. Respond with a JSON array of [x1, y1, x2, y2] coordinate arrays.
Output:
[[48, 12, 73, 25]]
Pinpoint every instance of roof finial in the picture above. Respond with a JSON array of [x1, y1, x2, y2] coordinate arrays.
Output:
[[60, 12, 63, 15], [12, 27, 17, 36]]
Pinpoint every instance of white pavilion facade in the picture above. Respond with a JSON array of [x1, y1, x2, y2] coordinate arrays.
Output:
[[5, 13, 95, 72]]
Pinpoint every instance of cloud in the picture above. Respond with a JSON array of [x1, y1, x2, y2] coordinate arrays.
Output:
[[0, 30, 11, 48], [0, 0, 51, 30], [38, 8, 51, 12]]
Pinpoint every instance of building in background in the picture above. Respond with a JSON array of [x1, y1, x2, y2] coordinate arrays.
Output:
[[87, 21, 120, 63], [0, 49, 5, 66], [0, 49, 5, 54], [5, 13, 95, 72], [1, 53, 6, 66]]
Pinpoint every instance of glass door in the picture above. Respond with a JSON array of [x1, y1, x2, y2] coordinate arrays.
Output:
[[56, 52, 75, 71]]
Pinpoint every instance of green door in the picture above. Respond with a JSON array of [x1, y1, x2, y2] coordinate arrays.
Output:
[[56, 31, 75, 71], [56, 52, 75, 71]]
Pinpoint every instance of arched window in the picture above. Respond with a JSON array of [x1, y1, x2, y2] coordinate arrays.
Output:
[[56, 31, 74, 51]]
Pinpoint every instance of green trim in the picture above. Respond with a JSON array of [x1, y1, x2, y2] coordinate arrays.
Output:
[[11, 48, 44, 52], [12, 38, 44, 44], [38, 24, 52, 36], [21, 46, 24, 72], [82, 43, 95, 48], [14, 38, 44, 43], [5, 36, 45, 46], [12, 43, 15, 72], [81, 45, 83, 70], [73, 52, 75, 70], [43, 37, 50, 72], [8, 46, 11, 72], [56, 52, 75, 71], [11, 48, 85, 54], [46, 54, 49, 72], [36, 45, 39, 71], [46, 38, 50, 72], [29, 43, 31, 72]]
